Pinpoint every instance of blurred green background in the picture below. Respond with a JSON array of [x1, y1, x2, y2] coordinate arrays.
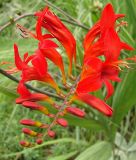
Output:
[[0, 0, 136, 160]]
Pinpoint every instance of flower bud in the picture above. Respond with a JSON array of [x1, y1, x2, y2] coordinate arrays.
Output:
[[20, 119, 35, 126], [48, 130, 55, 138], [22, 128, 38, 137], [22, 101, 49, 115], [66, 107, 85, 117], [22, 101, 40, 110], [36, 139, 43, 144], [20, 140, 31, 147], [20, 119, 46, 128], [57, 118, 68, 127]]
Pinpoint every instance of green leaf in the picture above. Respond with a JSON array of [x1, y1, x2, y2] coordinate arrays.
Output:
[[112, 71, 136, 125], [47, 151, 78, 160], [75, 141, 112, 160], [128, 152, 136, 160], [125, 0, 136, 39], [65, 114, 104, 131], [0, 85, 17, 98]]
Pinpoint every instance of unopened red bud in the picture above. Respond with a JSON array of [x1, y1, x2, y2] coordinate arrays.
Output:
[[57, 118, 68, 127], [20, 119, 43, 127], [20, 140, 31, 147], [20, 119, 35, 126], [22, 128, 38, 137], [66, 107, 85, 118], [36, 139, 43, 145], [22, 101, 49, 115], [48, 130, 55, 138], [48, 114, 55, 118], [22, 101, 40, 110]]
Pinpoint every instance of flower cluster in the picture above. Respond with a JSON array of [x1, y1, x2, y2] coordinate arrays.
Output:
[[73, 3, 134, 116], [12, 4, 134, 147]]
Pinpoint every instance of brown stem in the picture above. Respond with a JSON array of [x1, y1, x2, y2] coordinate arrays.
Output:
[[0, 13, 34, 33], [45, 75, 81, 136], [60, 18, 89, 30]]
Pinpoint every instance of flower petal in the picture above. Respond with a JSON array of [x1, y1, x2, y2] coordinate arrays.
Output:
[[14, 44, 23, 70], [41, 48, 66, 84], [103, 79, 114, 100], [76, 93, 113, 116], [76, 75, 102, 93]]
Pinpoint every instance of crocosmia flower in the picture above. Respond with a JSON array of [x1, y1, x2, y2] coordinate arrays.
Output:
[[9, 3, 135, 147], [14, 44, 61, 94], [35, 7, 76, 77]]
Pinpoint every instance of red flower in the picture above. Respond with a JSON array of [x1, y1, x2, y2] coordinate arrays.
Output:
[[83, 3, 133, 62], [76, 57, 121, 99], [35, 7, 76, 76], [14, 44, 60, 94], [34, 13, 67, 84]]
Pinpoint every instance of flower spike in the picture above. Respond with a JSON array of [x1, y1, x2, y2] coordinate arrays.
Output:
[[10, 3, 135, 147]]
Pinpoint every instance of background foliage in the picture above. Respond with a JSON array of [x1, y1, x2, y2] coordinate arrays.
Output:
[[0, 0, 136, 160]]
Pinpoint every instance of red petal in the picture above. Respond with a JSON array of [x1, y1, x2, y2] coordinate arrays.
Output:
[[39, 39, 58, 49], [100, 3, 115, 30], [76, 75, 102, 93], [121, 42, 134, 51], [42, 73, 60, 94], [115, 14, 125, 19], [32, 51, 48, 76], [35, 7, 49, 40], [42, 33, 54, 39], [14, 44, 23, 70], [76, 93, 113, 116], [84, 40, 104, 60], [103, 79, 114, 100], [17, 82, 31, 98], [41, 48, 66, 84], [83, 22, 100, 51]]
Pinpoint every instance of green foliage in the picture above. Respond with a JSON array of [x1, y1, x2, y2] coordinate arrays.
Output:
[[75, 141, 112, 160]]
